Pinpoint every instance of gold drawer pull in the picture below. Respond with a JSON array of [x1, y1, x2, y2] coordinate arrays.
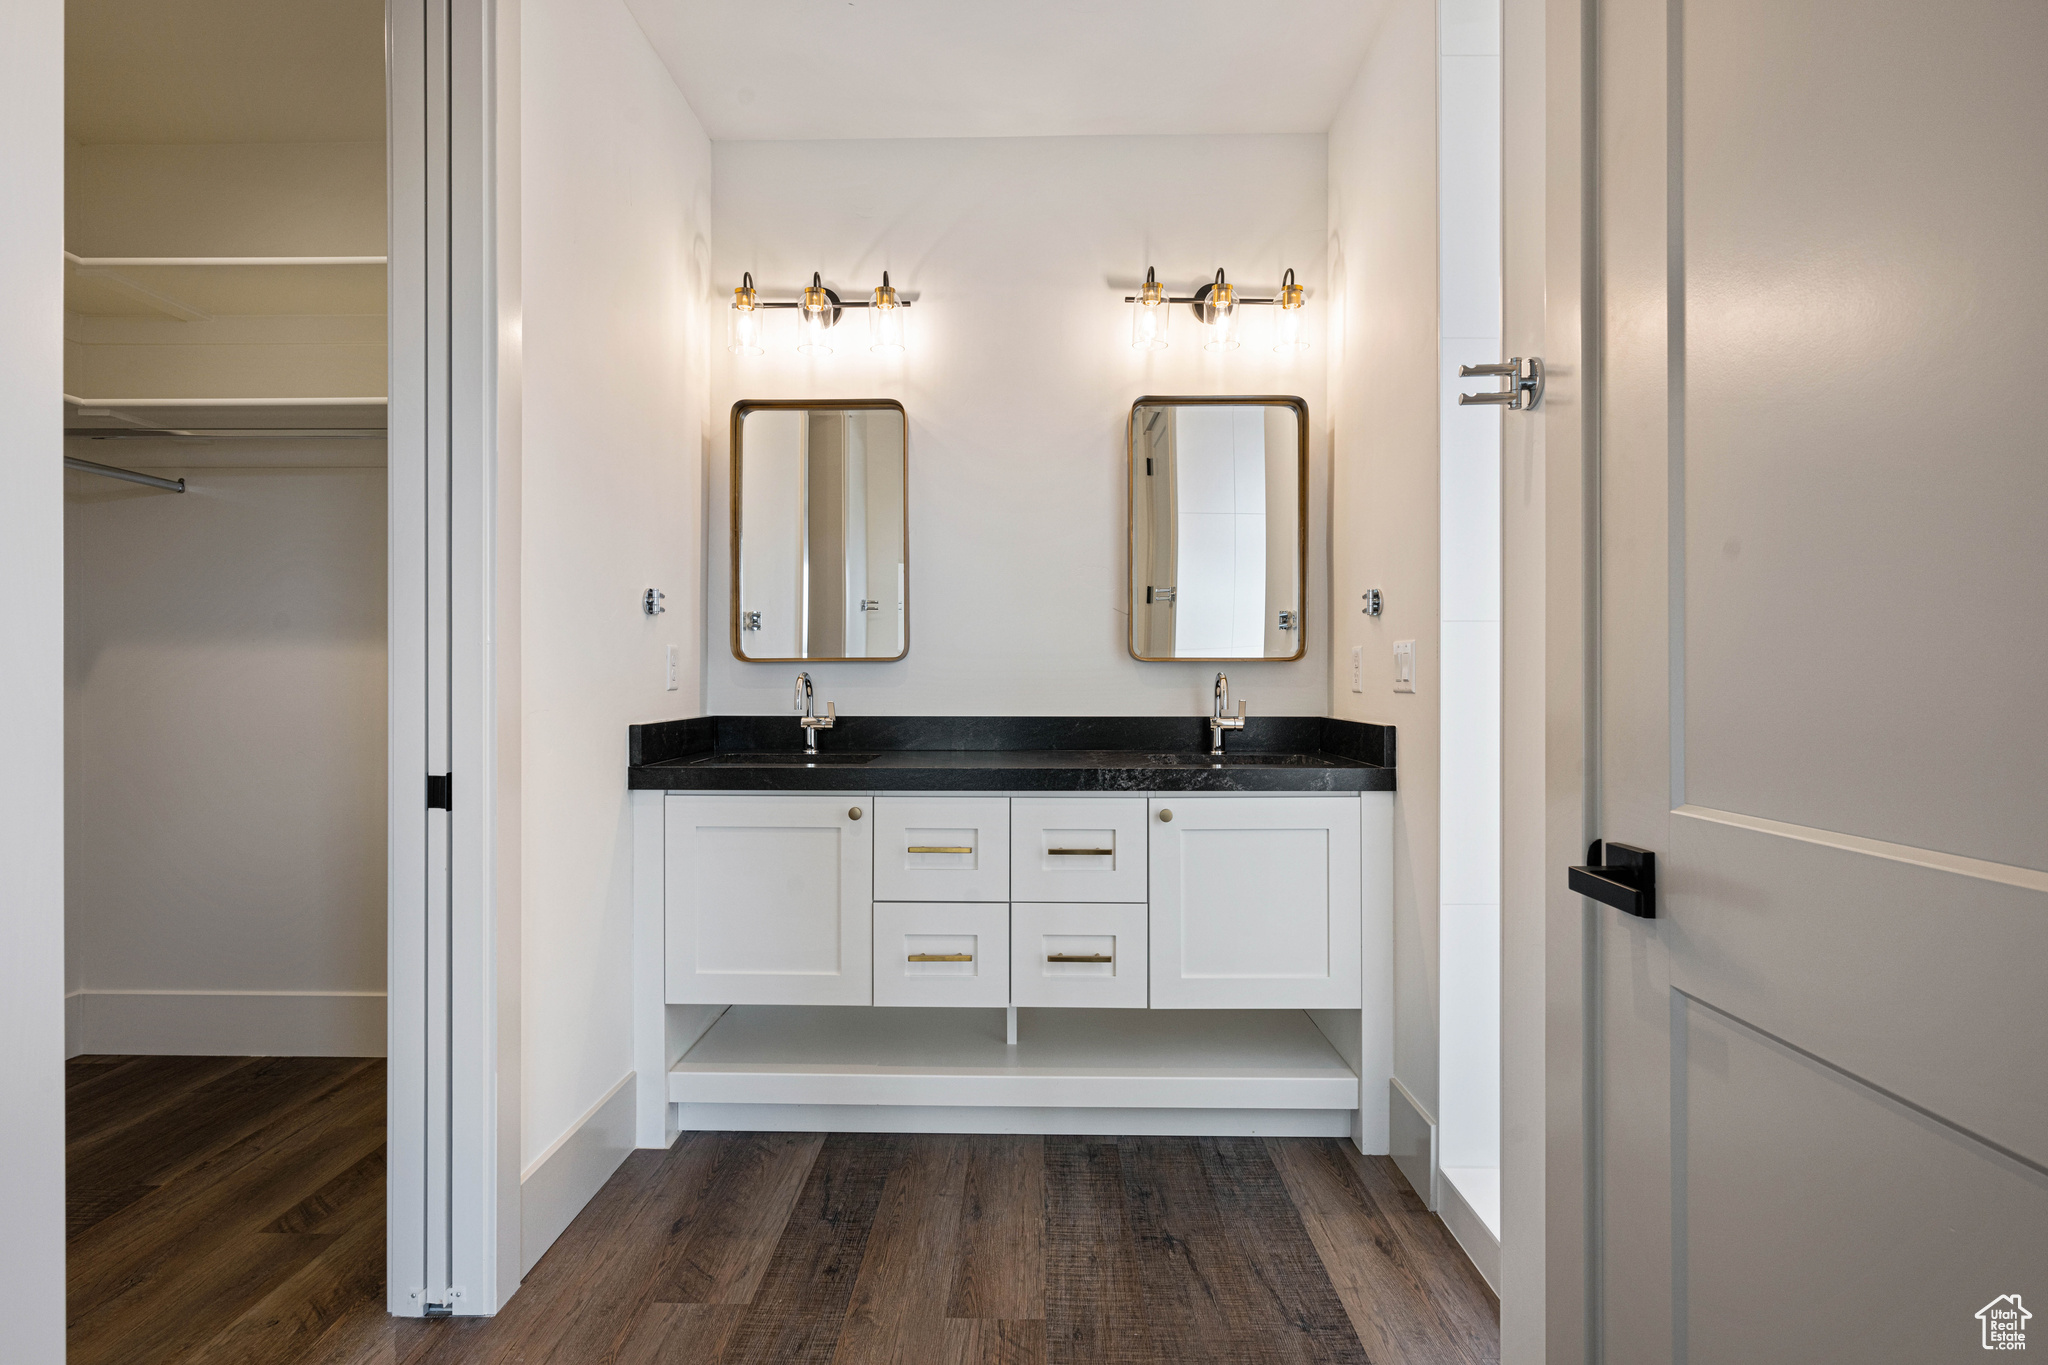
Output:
[[1047, 953, 1113, 963], [907, 845, 973, 854], [908, 953, 973, 962], [1047, 848, 1113, 856]]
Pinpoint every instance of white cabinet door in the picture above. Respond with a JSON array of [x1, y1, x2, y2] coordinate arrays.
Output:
[[665, 794, 873, 1006], [1148, 796, 1362, 1009]]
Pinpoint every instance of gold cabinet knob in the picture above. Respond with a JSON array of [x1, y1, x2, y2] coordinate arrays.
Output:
[[849, 806, 863, 820], [1158, 808, 1173, 822]]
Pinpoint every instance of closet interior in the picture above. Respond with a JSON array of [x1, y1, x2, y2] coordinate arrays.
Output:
[[62, 0, 389, 1067]]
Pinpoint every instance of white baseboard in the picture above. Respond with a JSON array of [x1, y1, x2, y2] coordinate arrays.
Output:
[[520, 1071, 635, 1276], [1438, 1166, 1502, 1293], [1388, 1075, 1438, 1209], [66, 989, 386, 1057], [670, 1103, 1355, 1137]]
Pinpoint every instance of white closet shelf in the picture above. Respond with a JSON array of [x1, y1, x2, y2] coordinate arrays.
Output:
[[66, 394, 387, 407], [668, 1005, 1360, 1110], [65, 251, 387, 266]]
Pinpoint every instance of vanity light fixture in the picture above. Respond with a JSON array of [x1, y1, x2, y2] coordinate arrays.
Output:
[[798, 273, 839, 356], [1131, 266, 1170, 350], [1196, 268, 1239, 352], [725, 271, 916, 357], [1122, 266, 1307, 353], [869, 271, 905, 353], [1273, 268, 1308, 352], [727, 272, 764, 355]]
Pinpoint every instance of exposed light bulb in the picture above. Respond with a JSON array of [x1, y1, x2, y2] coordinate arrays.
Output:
[[869, 271, 904, 352], [1201, 270, 1238, 352], [1131, 267, 1169, 350], [1273, 268, 1308, 353], [727, 272, 763, 355], [798, 272, 834, 356]]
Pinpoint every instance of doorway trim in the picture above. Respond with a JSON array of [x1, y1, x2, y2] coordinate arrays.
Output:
[[1499, 0, 1597, 1357], [387, 0, 518, 1317]]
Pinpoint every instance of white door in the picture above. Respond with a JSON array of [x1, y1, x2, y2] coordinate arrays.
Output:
[[1148, 796, 1361, 1009], [665, 794, 873, 1005], [1568, 0, 2048, 1359]]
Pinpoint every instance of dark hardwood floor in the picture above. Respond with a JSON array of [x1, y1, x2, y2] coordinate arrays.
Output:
[[69, 1056, 1498, 1364]]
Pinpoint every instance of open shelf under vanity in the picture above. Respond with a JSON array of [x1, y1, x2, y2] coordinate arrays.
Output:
[[668, 1005, 1362, 1136]]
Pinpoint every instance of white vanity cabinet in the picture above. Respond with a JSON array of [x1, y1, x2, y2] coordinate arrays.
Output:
[[1146, 795, 1363, 1010], [664, 794, 873, 1006], [661, 790, 1368, 1011], [639, 780, 1391, 1145]]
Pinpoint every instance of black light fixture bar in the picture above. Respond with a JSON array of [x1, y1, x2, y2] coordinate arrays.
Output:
[[1123, 265, 1304, 304]]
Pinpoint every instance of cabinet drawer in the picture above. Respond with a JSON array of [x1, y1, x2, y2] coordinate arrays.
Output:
[[873, 797, 1010, 902], [1010, 902, 1147, 1009], [1010, 798, 1148, 903], [873, 902, 1010, 1007]]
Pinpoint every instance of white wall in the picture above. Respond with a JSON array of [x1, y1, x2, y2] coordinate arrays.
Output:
[[67, 142, 385, 257], [1437, 0, 1504, 1215], [705, 134, 1330, 718], [63, 441, 389, 1056], [515, 0, 712, 1199], [0, 0, 69, 1354], [1327, 0, 1444, 1162]]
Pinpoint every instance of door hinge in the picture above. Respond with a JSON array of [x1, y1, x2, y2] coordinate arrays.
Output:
[[1146, 586, 1176, 604], [426, 774, 452, 810]]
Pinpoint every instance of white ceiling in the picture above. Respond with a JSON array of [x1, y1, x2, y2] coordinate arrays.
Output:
[[623, 0, 1392, 141]]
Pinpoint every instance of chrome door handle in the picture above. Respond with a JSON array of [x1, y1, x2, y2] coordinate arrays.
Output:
[[1568, 840, 1656, 918]]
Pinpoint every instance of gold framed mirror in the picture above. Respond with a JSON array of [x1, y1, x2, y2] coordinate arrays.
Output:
[[730, 399, 908, 662], [1127, 395, 1307, 662]]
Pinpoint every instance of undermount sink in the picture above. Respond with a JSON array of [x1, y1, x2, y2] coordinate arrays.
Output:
[[692, 751, 877, 766]]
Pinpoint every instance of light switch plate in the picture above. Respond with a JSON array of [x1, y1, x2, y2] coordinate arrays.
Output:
[[1393, 639, 1416, 693], [665, 644, 679, 691], [1350, 645, 1364, 693]]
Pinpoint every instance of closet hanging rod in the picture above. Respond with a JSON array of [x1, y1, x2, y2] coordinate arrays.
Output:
[[65, 456, 185, 493], [64, 251, 386, 267], [65, 394, 388, 408]]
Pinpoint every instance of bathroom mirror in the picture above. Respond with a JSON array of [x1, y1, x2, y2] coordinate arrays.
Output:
[[1128, 396, 1307, 662], [731, 399, 908, 661]]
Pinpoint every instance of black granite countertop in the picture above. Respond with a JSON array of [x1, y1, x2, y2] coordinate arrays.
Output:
[[627, 715, 1395, 792]]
